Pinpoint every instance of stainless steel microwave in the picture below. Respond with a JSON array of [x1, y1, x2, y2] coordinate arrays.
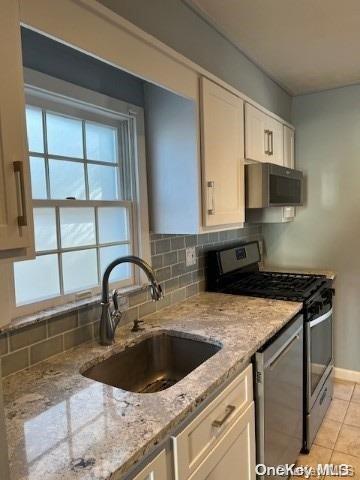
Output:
[[245, 163, 303, 208]]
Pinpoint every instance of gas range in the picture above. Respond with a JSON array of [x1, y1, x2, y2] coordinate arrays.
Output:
[[206, 240, 331, 308], [206, 241, 334, 453], [222, 271, 327, 302]]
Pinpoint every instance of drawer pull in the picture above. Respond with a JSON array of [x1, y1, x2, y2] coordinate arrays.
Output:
[[212, 405, 236, 428]]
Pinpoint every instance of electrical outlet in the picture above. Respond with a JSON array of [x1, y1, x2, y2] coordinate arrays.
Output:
[[185, 247, 196, 267]]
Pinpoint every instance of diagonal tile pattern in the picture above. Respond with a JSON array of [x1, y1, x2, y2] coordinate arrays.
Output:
[[299, 378, 360, 479]]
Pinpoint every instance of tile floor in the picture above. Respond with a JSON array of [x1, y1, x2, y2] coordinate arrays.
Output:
[[297, 379, 360, 478]]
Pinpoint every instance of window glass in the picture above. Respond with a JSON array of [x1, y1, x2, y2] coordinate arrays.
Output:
[[60, 208, 96, 248], [49, 159, 86, 200], [100, 244, 131, 283], [47, 112, 83, 158], [29, 156, 47, 199], [26, 106, 44, 153], [88, 164, 119, 200], [34, 208, 57, 252], [15, 97, 135, 309], [14, 255, 60, 305], [85, 122, 117, 163], [62, 249, 98, 293], [98, 207, 128, 244]]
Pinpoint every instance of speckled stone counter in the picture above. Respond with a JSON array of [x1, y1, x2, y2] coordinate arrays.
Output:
[[2, 293, 302, 480]]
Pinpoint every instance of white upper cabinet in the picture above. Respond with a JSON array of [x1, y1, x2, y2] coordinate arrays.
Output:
[[0, 0, 34, 260], [201, 78, 245, 227], [266, 116, 284, 166], [282, 125, 296, 220], [283, 125, 295, 169], [245, 103, 284, 166], [245, 103, 268, 163]]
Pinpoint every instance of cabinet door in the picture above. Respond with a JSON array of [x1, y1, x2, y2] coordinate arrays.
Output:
[[0, 0, 34, 259], [283, 125, 295, 169], [133, 450, 168, 480], [266, 117, 284, 166], [282, 125, 296, 220], [201, 78, 245, 227], [188, 403, 256, 480], [245, 103, 268, 162]]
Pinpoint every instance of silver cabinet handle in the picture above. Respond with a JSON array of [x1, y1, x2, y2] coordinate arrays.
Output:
[[269, 131, 274, 156], [207, 180, 215, 215], [264, 129, 270, 154], [212, 405, 236, 428], [13, 161, 28, 227]]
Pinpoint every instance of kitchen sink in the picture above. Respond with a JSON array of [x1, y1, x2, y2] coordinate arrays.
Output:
[[82, 332, 221, 393]]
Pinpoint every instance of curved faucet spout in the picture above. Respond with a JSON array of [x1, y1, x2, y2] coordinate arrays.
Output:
[[99, 255, 163, 345]]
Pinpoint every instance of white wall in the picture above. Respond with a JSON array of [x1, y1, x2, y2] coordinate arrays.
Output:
[[98, 0, 292, 121], [263, 84, 360, 372]]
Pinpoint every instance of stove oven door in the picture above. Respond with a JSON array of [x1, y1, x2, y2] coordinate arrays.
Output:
[[306, 308, 333, 411]]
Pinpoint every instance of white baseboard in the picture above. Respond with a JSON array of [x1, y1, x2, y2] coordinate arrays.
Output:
[[333, 367, 360, 383]]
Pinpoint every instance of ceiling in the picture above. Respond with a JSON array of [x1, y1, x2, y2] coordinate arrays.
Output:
[[185, 0, 360, 95]]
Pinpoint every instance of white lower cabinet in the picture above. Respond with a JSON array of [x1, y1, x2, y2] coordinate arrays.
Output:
[[172, 365, 255, 480], [132, 450, 168, 480], [188, 403, 255, 480]]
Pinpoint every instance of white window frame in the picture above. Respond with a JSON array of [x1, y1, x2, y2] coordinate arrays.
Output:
[[9, 68, 150, 318]]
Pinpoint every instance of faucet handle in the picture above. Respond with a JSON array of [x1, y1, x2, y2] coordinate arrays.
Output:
[[150, 281, 163, 301], [112, 289, 119, 311]]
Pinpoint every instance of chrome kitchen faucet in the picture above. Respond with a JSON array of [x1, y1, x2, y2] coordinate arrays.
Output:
[[99, 256, 163, 346]]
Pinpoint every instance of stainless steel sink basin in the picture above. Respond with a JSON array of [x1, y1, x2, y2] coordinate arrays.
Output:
[[83, 332, 221, 393]]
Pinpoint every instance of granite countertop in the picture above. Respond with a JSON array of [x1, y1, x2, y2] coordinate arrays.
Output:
[[2, 292, 302, 480], [261, 264, 336, 280]]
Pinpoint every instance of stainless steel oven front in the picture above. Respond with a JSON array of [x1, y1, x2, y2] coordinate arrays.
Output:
[[306, 308, 333, 410], [305, 303, 333, 450]]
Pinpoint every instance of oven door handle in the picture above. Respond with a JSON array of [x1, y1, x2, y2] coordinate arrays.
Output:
[[265, 324, 303, 369], [309, 309, 332, 328]]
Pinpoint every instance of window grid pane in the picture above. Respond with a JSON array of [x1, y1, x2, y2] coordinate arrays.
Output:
[[27, 106, 123, 202], [16, 103, 134, 307], [15, 203, 132, 305]]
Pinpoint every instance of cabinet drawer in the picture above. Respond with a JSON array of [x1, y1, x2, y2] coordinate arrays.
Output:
[[188, 402, 256, 480], [132, 450, 167, 480], [172, 364, 253, 480]]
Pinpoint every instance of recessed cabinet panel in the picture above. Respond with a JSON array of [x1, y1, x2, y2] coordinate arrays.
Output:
[[245, 103, 268, 163], [245, 103, 284, 166], [282, 125, 296, 221], [201, 78, 245, 227], [0, 0, 34, 259], [172, 365, 253, 480], [284, 125, 295, 169], [188, 403, 256, 480], [132, 450, 168, 480], [267, 117, 284, 166]]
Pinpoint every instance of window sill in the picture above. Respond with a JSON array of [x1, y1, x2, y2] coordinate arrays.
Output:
[[0, 284, 147, 335]]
